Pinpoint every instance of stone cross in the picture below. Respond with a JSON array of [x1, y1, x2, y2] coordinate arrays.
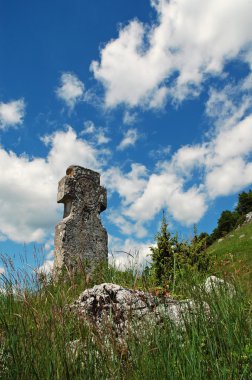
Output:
[[54, 165, 108, 275]]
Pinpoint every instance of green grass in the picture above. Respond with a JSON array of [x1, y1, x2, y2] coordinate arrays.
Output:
[[207, 221, 252, 295], [0, 259, 251, 379]]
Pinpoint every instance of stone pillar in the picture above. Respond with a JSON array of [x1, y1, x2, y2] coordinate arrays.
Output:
[[54, 165, 108, 275]]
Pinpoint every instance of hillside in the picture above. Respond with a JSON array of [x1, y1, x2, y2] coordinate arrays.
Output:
[[207, 220, 252, 295]]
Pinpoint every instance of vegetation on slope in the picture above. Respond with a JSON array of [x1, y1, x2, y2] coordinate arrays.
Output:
[[0, 257, 251, 379], [0, 190, 251, 378], [208, 220, 252, 296], [205, 189, 252, 246]]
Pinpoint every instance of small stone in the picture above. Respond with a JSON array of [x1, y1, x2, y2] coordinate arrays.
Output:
[[245, 212, 252, 224], [204, 276, 235, 297], [239, 234, 245, 239]]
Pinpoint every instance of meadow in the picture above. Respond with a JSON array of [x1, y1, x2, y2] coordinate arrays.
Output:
[[0, 249, 251, 379]]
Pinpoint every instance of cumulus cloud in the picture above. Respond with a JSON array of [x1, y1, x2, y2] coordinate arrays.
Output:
[[202, 81, 252, 197], [0, 127, 101, 243], [37, 259, 54, 275], [124, 171, 207, 226], [2, 77, 252, 252], [56, 73, 85, 109], [81, 120, 110, 145], [104, 76, 252, 229], [91, 0, 252, 108], [0, 99, 25, 130], [108, 234, 152, 269], [123, 111, 138, 125], [36, 249, 54, 275], [206, 158, 252, 198], [172, 145, 208, 173], [103, 161, 207, 228], [117, 129, 139, 150], [102, 164, 148, 206], [107, 212, 148, 238], [82, 120, 96, 134], [149, 145, 171, 160]]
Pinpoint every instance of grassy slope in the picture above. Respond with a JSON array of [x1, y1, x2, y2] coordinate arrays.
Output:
[[207, 220, 252, 295], [0, 264, 252, 379]]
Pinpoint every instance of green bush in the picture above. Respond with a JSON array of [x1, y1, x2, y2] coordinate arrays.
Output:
[[149, 212, 179, 287], [236, 189, 252, 216], [150, 214, 210, 289]]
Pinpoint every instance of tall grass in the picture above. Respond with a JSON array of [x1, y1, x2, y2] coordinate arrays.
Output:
[[0, 257, 251, 379]]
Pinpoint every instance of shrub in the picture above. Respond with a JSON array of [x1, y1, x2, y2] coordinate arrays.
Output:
[[236, 189, 252, 216], [150, 214, 211, 289], [149, 212, 179, 286]]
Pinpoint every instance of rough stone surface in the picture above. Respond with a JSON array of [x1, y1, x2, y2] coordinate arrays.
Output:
[[54, 165, 108, 275], [70, 283, 210, 335], [245, 211, 252, 224], [204, 275, 235, 296]]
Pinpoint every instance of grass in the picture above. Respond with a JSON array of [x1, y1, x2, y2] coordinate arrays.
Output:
[[0, 256, 251, 379], [207, 221, 252, 295]]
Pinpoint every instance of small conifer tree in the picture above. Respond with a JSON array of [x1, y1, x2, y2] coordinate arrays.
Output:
[[150, 215, 211, 288], [150, 211, 178, 286]]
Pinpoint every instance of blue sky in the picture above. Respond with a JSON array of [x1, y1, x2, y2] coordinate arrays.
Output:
[[1, 0, 252, 273]]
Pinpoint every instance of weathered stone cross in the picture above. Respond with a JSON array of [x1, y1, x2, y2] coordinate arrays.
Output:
[[54, 165, 108, 275]]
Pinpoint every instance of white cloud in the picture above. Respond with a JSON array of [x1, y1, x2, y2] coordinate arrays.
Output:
[[107, 212, 148, 238], [36, 249, 54, 275], [37, 259, 54, 275], [91, 0, 252, 108], [149, 145, 171, 160], [2, 77, 252, 250], [212, 115, 252, 164], [202, 82, 252, 197], [0, 127, 102, 243], [108, 234, 152, 269], [81, 120, 110, 145], [124, 171, 207, 226], [104, 160, 207, 228], [82, 120, 96, 134], [0, 99, 25, 130], [172, 145, 208, 173], [117, 128, 139, 150], [102, 163, 148, 206], [56, 73, 85, 109], [96, 131, 110, 145], [206, 158, 252, 198], [123, 111, 138, 125], [103, 77, 252, 228], [44, 126, 100, 178], [206, 85, 251, 131]]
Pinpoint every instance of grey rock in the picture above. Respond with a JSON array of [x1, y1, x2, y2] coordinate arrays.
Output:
[[245, 211, 252, 224], [54, 165, 108, 276], [70, 283, 210, 335], [204, 276, 235, 296]]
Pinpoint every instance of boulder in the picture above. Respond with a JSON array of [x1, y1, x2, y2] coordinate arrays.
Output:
[[70, 283, 210, 335]]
